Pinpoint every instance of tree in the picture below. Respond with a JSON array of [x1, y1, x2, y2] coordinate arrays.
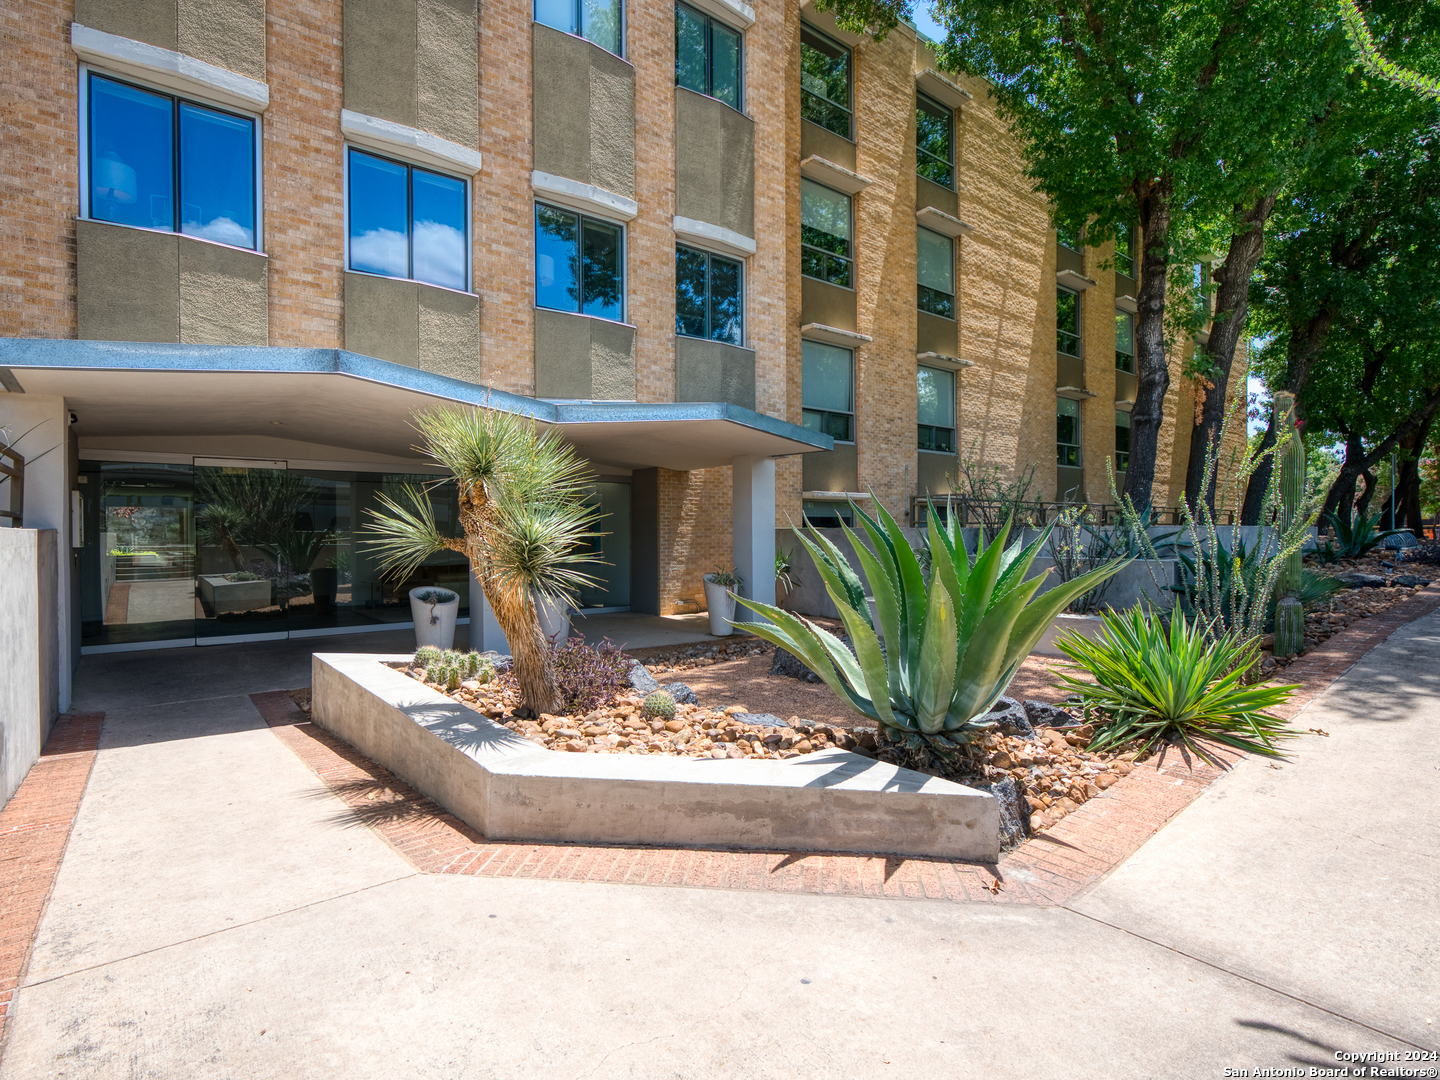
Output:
[[364, 406, 600, 715]]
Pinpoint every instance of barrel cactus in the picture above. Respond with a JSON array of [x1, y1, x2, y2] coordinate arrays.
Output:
[[642, 690, 677, 720]]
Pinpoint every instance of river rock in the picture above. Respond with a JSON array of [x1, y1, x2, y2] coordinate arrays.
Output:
[[977, 776, 1031, 851], [1024, 700, 1080, 729], [663, 682, 699, 705], [983, 697, 1033, 738], [770, 647, 822, 682], [627, 660, 660, 694]]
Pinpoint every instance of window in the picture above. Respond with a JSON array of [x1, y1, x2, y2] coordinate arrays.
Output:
[[917, 365, 955, 453], [801, 340, 853, 442], [1115, 309, 1135, 373], [675, 245, 742, 345], [801, 179, 852, 287], [85, 72, 257, 249], [1114, 221, 1134, 277], [347, 148, 468, 291], [1193, 261, 1211, 318], [676, 3, 741, 110], [1115, 410, 1130, 472], [917, 228, 954, 319], [1057, 288, 1080, 356], [800, 25, 851, 138], [916, 92, 953, 189], [1057, 398, 1081, 468], [535, 203, 624, 321], [803, 500, 853, 527], [534, 0, 622, 54]]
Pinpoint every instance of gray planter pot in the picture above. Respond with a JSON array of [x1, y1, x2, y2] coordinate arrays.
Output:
[[410, 587, 460, 650], [536, 592, 571, 643], [702, 576, 736, 637]]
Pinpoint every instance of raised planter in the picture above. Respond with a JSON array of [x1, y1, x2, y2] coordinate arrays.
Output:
[[311, 653, 1000, 861], [197, 574, 273, 614]]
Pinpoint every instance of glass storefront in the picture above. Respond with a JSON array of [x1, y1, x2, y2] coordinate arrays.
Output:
[[79, 460, 472, 648]]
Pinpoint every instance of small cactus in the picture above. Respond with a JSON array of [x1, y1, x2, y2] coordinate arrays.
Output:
[[642, 690, 676, 719], [443, 665, 462, 691], [415, 645, 443, 667], [424, 661, 442, 684]]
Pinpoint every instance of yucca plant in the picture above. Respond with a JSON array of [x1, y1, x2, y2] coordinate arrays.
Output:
[[1055, 607, 1300, 765], [734, 497, 1128, 768], [363, 405, 600, 715]]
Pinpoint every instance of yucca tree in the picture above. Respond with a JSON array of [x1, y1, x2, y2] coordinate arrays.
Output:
[[735, 498, 1128, 768], [363, 405, 600, 714]]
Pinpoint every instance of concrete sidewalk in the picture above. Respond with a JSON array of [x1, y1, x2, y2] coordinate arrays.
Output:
[[3, 617, 1437, 1077]]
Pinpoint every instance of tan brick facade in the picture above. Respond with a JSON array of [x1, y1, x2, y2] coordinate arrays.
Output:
[[0, 0, 1242, 617]]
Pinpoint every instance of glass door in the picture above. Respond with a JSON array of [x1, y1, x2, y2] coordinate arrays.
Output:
[[575, 481, 631, 610]]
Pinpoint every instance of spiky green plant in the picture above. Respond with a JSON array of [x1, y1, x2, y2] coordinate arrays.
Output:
[[1055, 607, 1301, 765], [414, 645, 443, 667], [642, 690, 676, 719], [362, 405, 601, 714], [734, 497, 1128, 767], [443, 664, 462, 692], [424, 661, 441, 685], [1323, 507, 1411, 559]]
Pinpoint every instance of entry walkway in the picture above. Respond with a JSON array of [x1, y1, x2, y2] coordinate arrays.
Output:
[[2, 615, 1436, 1076]]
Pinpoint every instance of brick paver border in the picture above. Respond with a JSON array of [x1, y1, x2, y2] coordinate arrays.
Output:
[[0, 713, 103, 1058], [253, 582, 1440, 907]]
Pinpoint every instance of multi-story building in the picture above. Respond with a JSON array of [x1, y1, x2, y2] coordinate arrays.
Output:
[[0, 0, 1226, 707]]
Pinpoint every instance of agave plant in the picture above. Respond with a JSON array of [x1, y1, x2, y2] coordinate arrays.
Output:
[[1323, 508, 1411, 559], [363, 405, 600, 715], [734, 498, 1128, 766], [1055, 607, 1300, 765]]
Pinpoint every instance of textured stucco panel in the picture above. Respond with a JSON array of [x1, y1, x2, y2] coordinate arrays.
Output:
[[917, 451, 956, 496], [417, 0, 479, 148], [917, 311, 957, 357], [534, 307, 595, 398], [588, 53, 636, 198], [74, 0, 177, 52], [531, 25, 592, 184], [76, 220, 180, 343], [343, 0, 419, 128], [799, 118, 855, 171], [916, 175, 957, 217], [675, 89, 754, 237], [179, 0, 266, 80], [178, 237, 268, 345], [802, 444, 858, 494], [344, 272, 419, 366], [674, 338, 756, 409], [588, 318, 637, 400], [418, 283, 480, 381], [800, 278, 857, 332]]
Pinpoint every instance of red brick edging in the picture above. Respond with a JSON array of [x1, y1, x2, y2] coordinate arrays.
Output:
[[0, 713, 103, 1058], [256, 584, 1440, 906]]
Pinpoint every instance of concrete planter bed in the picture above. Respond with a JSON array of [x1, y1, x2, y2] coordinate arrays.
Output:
[[312, 653, 1001, 861]]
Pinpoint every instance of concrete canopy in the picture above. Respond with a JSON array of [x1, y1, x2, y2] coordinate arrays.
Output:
[[0, 340, 831, 472]]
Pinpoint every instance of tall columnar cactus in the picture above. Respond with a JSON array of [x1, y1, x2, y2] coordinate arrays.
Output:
[[1272, 392, 1306, 658]]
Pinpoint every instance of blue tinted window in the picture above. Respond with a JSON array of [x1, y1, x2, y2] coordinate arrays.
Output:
[[88, 76, 174, 231], [179, 103, 255, 248], [535, 0, 623, 55], [412, 169, 467, 290], [87, 73, 257, 248], [675, 245, 742, 345], [347, 149, 470, 289], [535, 203, 623, 320]]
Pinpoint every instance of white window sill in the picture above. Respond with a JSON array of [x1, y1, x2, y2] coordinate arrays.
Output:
[[341, 111, 483, 176], [673, 217, 755, 258], [72, 24, 269, 112], [533, 172, 638, 222]]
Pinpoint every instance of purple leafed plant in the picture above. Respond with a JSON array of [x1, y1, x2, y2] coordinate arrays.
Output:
[[550, 636, 630, 715]]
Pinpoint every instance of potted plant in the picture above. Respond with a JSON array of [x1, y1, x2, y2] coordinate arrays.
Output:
[[702, 567, 742, 637], [410, 586, 460, 650]]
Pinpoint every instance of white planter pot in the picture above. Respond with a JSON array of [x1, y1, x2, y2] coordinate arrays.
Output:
[[410, 587, 460, 650], [536, 592, 571, 643], [703, 576, 736, 637]]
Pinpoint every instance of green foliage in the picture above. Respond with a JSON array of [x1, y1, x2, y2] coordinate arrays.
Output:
[[775, 548, 798, 597], [1323, 508, 1412, 557], [414, 645, 443, 667], [1294, 569, 1346, 611], [735, 497, 1127, 762], [1056, 608, 1301, 766], [196, 469, 336, 577], [1336, 0, 1440, 100], [706, 566, 743, 588], [642, 691, 677, 720]]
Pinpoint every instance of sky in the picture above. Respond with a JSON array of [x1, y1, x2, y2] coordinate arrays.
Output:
[[912, 4, 945, 41]]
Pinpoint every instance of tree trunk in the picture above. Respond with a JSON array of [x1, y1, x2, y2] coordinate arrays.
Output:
[[1240, 416, 1277, 525], [1323, 433, 1370, 525], [1183, 193, 1278, 510], [1395, 412, 1433, 535], [1122, 177, 1174, 512], [1355, 469, 1377, 519]]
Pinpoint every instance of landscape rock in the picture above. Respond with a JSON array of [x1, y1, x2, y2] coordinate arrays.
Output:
[[976, 776, 1031, 850], [770, 647, 822, 683], [627, 660, 660, 695], [1024, 700, 1079, 729], [1392, 574, 1428, 588], [1335, 572, 1386, 590], [663, 682, 700, 705], [732, 712, 789, 728], [983, 697, 1034, 738]]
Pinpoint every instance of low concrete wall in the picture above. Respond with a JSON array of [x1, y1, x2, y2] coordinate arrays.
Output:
[[1, 529, 59, 807], [312, 654, 1000, 861]]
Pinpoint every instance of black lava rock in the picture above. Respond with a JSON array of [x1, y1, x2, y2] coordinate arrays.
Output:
[[984, 697, 1034, 738], [1392, 574, 1429, 588], [977, 776, 1031, 851], [663, 682, 699, 705], [1335, 572, 1387, 589], [1024, 700, 1080, 729], [627, 660, 660, 695]]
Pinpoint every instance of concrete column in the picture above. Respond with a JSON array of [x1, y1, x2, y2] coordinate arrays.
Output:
[[467, 568, 510, 655], [731, 455, 775, 622]]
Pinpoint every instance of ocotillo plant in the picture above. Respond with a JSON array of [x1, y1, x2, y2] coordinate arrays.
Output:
[[1272, 392, 1306, 657]]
